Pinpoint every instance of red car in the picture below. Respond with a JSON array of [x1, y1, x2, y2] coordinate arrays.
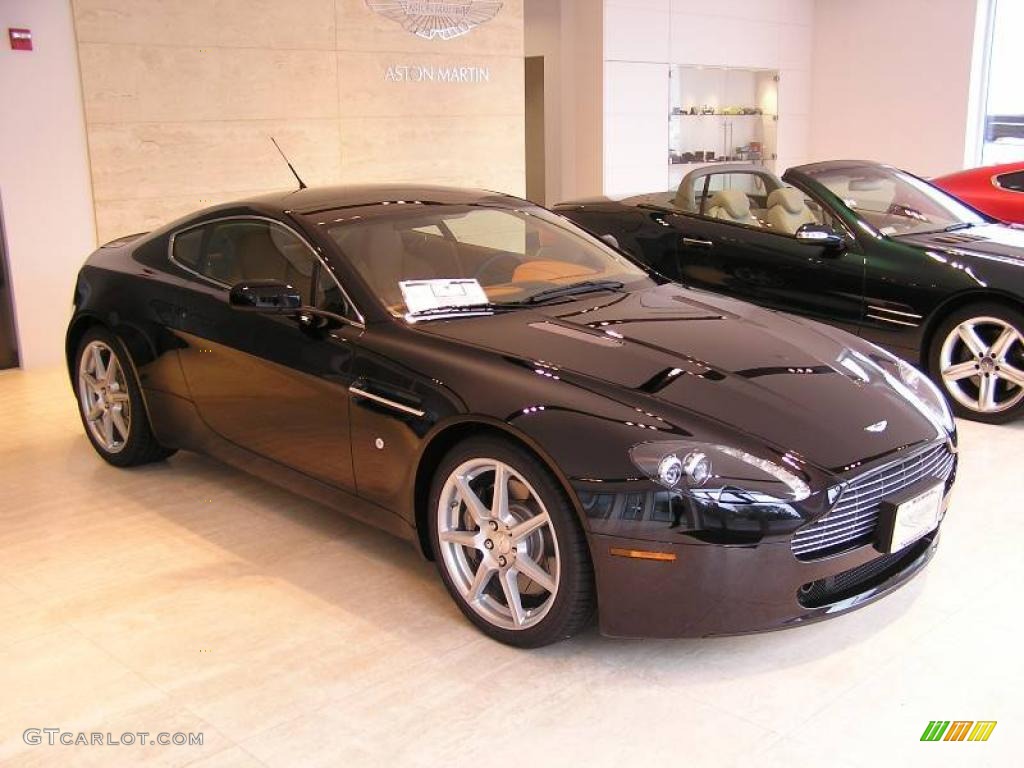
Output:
[[933, 162, 1024, 224]]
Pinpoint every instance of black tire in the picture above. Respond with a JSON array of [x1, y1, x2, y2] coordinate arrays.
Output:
[[428, 436, 595, 647], [74, 326, 176, 466], [927, 301, 1024, 424]]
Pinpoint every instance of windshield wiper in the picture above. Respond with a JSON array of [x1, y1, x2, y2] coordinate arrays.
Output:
[[406, 280, 626, 319], [894, 221, 975, 237], [406, 302, 521, 320], [518, 280, 625, 305]]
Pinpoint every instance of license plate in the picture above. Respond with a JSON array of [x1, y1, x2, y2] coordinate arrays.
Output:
[[886, 483, 944, 553]]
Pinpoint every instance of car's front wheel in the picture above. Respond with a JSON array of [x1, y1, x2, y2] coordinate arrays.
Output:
[[930, 302, 1024, 423], [75, 327, 176, 466], [429, 437, 595, 647]]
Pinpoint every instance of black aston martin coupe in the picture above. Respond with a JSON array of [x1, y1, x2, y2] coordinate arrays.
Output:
[[555, 160, 1024, 423], [68, 185, 957, 646]]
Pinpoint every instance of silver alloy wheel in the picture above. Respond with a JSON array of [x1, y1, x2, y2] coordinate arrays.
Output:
[[940, 315, 1024, 414], [437, 458, 560, 631], [77, 340, 132, 453]]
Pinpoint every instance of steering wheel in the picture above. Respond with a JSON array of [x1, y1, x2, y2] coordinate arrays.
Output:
[[474, 252, 523, 286]]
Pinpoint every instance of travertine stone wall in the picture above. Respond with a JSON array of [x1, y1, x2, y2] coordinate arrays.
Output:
[[72, 0, 525, 241]]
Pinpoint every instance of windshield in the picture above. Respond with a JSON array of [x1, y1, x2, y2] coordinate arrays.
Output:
[[311, 204, 651, 318], [804, 164, 987, 236]]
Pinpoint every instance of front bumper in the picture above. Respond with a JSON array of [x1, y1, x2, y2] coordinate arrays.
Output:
[[590, 522, 942, 639]]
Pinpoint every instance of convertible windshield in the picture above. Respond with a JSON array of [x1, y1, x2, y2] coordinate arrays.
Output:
[[804, 164, 987, 237], [312, 204, 651, 318]]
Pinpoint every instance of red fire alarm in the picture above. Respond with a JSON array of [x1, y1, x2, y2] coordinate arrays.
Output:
[[9, 28, 32, 51]]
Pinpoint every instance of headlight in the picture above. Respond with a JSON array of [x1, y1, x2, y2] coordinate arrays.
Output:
[[629, 441, 812, 503], [894, 358, 955, 433]]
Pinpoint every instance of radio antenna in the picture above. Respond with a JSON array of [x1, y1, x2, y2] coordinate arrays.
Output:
[[270, 136, 307, 190]]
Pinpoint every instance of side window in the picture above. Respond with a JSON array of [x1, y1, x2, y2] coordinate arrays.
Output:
[[171, 227, 203, 270], [173, 219, 317, 304], [996, 171, 1024, 192], [314, 267, 354, 319]]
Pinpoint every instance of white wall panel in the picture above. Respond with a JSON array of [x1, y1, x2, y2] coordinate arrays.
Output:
[[672, 0, 781, 24], [604, 3, 669, 63], [608, 0, 669, 10], [778, 23, 812, 70], [778, 0, 814, 27], [605, 61, 668, 115], [603, 61, 668, 196], [809, 0, 980, 176], [778, 68, 811, 116], [0, 0, 96, 368], [775, 113, 809, 174]]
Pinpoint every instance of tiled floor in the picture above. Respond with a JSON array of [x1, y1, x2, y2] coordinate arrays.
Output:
[[1, 367, 1021, 767]]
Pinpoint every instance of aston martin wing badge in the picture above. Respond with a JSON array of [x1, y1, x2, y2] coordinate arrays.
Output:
[[365, 1, 504, 40]]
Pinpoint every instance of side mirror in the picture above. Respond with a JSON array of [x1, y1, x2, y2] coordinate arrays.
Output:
[[795, 223, 846, 251], [229, 280, 302, 313], [599, 233, 621, 250]]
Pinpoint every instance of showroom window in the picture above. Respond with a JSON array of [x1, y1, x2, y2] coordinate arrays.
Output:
[[978, 0, 1024, 164]]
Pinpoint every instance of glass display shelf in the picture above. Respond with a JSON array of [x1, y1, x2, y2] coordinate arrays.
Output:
[[668, 65, 779, 192]]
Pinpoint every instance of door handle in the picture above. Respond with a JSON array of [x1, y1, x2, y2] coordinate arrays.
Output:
[[349, 383, 425, 418], [682, 237, 714, 248]]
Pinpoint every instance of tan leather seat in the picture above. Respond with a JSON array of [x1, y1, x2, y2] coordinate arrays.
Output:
[[512, 260, 597, 283], [763, 188, 818, 234], [512, 244, 598, 283], [705, 190, 760, 227]]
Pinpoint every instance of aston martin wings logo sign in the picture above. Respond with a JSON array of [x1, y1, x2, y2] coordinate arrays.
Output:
[[366, 1, 504, 40]]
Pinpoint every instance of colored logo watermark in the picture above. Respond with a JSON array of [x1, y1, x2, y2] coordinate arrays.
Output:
[[921, 721, 997, 742]]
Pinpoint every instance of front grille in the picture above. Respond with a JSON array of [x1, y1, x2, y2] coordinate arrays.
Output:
[[791, 441, 955, 560], [798, 533, 934, 608]]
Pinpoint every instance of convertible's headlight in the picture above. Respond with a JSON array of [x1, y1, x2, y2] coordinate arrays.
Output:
[[629, 441, 811, 503], [894, 358, 955, 433]]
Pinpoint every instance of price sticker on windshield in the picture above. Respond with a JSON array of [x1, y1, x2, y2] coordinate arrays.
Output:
[[400, 278, 489, 315]]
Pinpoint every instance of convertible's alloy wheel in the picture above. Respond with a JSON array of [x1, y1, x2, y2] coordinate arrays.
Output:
[[436, 458, 560, 631], [939, 316, 1024, 414], [77, 340, 132, 453]]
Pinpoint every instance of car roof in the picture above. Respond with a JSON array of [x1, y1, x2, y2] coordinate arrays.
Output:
[[242, 184, 525, 215], [933, 161, 1024, 182]]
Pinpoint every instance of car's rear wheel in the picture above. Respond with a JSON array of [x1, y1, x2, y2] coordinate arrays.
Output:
[[75, 327, 176, 466], [429, 436, 595, 647], [929, 303, 1024, 423]]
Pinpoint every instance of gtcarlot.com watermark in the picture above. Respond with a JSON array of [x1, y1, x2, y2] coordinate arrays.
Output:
[[23, 728, 203, 747]]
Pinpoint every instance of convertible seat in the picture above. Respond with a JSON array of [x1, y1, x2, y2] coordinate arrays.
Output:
[[763, 187, 818, 234], [705, 190, 761, 227]]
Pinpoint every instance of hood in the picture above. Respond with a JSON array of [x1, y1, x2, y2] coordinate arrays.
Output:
[[417, 283, 946, 473], [896, 223, 1024, 264]]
